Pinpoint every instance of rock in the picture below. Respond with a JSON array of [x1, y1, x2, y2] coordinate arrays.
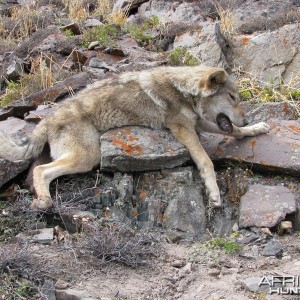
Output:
[[203, 119, 300, 176], [60, 23, 81, 35], [138, 0, 205, 23], [235, 0, 299, 34], [55, 288, 96, 300], [24, 105, 58, 122], [0, 117, 35, 187], [163, 187, 206, 237], [16, 228, 54, 244], [262, 239, 283, 257], [6, 57, 24, 80], [208, 269, 221, 277], [72, 49, 97, 65], [54, 279, 70, 290], [239, 184, 296, 228], [30, 33, 67, 55], [113, 0, 149, 14], [88, 41, 100, 50], [84, 18, 103, 28], [246, 102, 297, 124], [100, 126, 190, 172], [88, 58, 117, 72], [0, 105, 36, 121], [173, 22, 228, 69], [241, 277, 269, 293], [40, 280, 56, 300], [83, 67, 106, 79], [231, 23, 300, 86]]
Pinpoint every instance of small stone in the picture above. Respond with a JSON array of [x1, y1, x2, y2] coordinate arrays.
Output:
[[88, 41, 100, 50], [208, 269, 221, 277], [84, 18, 103, 27], [55, 279, 70, 289], [171, 260, 186, 268], [252, 245, 259, 258], [262, 239, 283, 258], [241, 277, 269, 292], [40, 280, 56, 300], [178, 263, 192, 279]]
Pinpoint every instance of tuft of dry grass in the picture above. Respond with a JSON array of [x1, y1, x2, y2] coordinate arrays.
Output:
[[0, 53, 76, 107], [77, 222, 161, 267], [63, 0, 89, 22], [213, 0, 237, 35], [95, 0, 114, 17], [236, 69, 300, 117]]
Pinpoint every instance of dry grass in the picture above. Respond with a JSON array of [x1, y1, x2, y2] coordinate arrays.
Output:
[[77, 222, 161, 267], [213, 0, 237, 35], [236, 70, 300, 117], [95, 0, 114, 17], [0, 53, 76, 107], [63, 0, 89, 22]]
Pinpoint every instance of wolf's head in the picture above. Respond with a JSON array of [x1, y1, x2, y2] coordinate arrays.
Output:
[[172, 66, 248, 134]]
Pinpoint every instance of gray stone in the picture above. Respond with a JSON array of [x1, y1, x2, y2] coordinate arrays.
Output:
[[83, 66, 106, 79], [16, 228, 54, 244], [231, 24, 300, 86], [239, 184, 296, 228], [88, 41, 100, 50], [6, 58, 24, 80], [40, 280, 56, 300], [84, 18, 103, 28], [0, 117, 35, 188], [31, 33, 67, 55], [163, 186, 206, 236], [241, 277, 269, 293], [173, 22, 228, 69], [246, 102, 297, 124], [24, 105, 58, 123], [262, 239, 283, 257], [203, 119, 300, 176], [100, 126, 190, 172], [55, 288, 96, 300]]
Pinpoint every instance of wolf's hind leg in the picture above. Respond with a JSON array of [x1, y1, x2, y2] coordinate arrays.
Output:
[[32, 154, 98, 209], [232, 122, 270, 139]]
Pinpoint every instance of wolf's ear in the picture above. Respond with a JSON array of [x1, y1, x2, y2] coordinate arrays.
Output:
[[199, 69, 227, 96]]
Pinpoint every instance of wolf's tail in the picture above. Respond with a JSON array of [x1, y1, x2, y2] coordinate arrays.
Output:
[[0, 119, 48, 161]]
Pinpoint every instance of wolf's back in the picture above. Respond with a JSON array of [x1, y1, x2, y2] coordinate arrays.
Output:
[[0, 120, 48, 161]]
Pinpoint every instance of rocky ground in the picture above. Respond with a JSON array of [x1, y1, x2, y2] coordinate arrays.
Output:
[[0, 0, 300, 299]]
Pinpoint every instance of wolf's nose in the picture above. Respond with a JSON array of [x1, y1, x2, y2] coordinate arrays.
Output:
[[243, 118, 249, 126]]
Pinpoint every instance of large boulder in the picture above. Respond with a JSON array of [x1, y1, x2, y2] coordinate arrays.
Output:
[[239, 184, 296, 228], [100, 126, 190, 172], [0, 118, 35, 188], [230, 23, 300, 86]]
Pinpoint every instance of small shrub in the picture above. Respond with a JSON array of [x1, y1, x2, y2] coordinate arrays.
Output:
[[169, 47, 199, 66], [78, 222, 160, 267], [205, 233, 241, 254], [82, 24, 118, 46]]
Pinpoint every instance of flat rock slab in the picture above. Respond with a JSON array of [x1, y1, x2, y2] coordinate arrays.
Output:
[[201, 118, 300, 175], [239, 184, 296, 228], [0, 117, 35, 188], [100, 126, 190, 172]]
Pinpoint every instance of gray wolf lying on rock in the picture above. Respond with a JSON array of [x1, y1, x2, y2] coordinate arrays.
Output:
[[0, 66, 270, 209]]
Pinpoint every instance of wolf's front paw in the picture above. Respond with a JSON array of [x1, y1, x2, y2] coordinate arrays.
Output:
[[252, 122, 270, 135], [208, 191, 222, 208], [31, 196, 53, 210]]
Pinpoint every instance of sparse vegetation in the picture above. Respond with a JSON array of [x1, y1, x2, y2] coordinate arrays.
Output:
[[0, 54, 75, 107], [78, 222, 160, 267], [205, 232, 241, 254], [237, 70, 300, 116], [169, 47, 199, 66]]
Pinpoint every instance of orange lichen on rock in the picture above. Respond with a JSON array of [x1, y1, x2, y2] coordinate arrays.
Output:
[[287, 125, 300, 134], [112, 138, 143, 155]]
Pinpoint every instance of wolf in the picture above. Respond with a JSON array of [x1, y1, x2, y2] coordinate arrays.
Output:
[[0, 66, 270, 209]]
